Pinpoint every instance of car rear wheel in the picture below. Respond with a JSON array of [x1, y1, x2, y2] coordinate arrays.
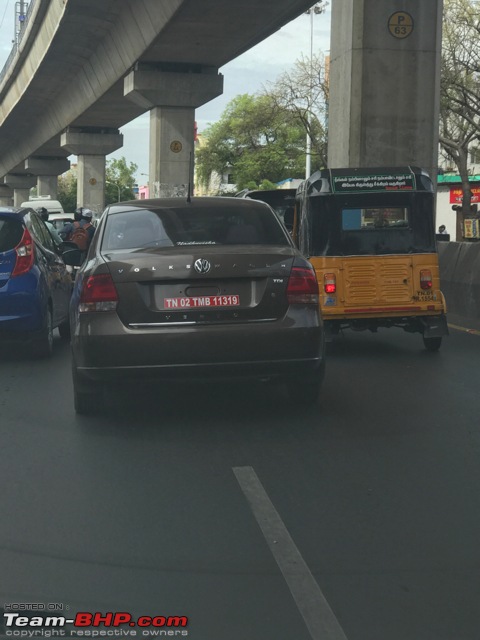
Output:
[[423, 335, 442, 351], [32, 308, 53, 358], [72, 364, 103, 415]]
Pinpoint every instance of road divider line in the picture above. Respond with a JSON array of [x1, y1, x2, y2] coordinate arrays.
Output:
[[233, 466, 349, 640], [448, 323, 480, 336]]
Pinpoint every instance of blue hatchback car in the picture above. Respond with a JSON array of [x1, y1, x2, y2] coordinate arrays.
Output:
[[0, 206, 81, 357]]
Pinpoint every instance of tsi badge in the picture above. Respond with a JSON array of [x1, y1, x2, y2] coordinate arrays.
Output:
[[324, 295, 337, 306], [194, 258, 211, 274]]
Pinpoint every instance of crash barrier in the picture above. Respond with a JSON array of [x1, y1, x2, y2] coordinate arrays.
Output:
[[437, 241, 480, 330]]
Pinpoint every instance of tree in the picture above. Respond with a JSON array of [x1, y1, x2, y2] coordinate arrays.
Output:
[[57, 157, 138, 211], [105, 157, 138, 205], [266, 53, 329, 170], [196, 93, 308, 191], [440, 0, 480, 239], [57, 170, 77, 212]]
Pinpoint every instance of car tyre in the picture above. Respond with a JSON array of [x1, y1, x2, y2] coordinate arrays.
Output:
[[423, 335, 442, 351], [58, 320, 71, 341], [32, 308, 54, 358], [72, 364, 102, 415]]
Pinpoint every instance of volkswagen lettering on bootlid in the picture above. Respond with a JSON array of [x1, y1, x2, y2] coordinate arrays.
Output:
[[194, 258, 211, 274]]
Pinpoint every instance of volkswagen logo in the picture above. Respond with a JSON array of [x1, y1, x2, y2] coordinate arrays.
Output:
[[194, 258, 211, 274]]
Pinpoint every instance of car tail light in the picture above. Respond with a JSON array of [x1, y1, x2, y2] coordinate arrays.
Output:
[[79, 274, 118, 312], [420, 269, 433, 290], [324, 273, 336, 294], [11, 227, 35, 277], [287, 267, 319, 305]]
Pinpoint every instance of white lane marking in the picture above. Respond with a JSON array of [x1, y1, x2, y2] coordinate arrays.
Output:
[[233, 466, 349, 640]]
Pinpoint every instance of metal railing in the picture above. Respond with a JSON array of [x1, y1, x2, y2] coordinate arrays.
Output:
[[0, 0, 39, 87]]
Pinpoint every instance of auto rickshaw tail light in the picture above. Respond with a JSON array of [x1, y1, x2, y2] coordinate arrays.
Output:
[[420, 269, 433, 290], [79, 273, 119, 312], [324, 273, 336, 294]]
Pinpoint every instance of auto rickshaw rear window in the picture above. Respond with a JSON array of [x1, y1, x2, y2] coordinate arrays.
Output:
[[342, 207, 409, 230]]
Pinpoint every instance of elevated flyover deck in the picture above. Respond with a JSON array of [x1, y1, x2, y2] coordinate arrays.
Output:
[[0, 0, 314, 178]]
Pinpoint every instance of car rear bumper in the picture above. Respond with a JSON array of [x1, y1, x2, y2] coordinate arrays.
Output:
[[72, 308, 325, 382]]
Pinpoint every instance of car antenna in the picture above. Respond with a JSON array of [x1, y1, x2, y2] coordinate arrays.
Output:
[[187, 151, 193, 203]]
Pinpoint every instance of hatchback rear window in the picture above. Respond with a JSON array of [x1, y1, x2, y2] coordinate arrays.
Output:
[[0, 216, 23, 252], [102, 205, 290, 251]]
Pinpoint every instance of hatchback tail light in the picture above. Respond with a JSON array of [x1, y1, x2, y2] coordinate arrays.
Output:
[[79, 274, 118, 312], [287, 267, 319, 305], [420, 269, 433, 290], [11, 227, 35, 278], [324, 273, 336, 294]]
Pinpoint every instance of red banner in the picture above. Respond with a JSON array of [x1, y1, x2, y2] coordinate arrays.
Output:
[[449, 186, 480, 204]]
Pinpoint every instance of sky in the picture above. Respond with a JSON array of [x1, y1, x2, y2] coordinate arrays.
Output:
[[0, 2, 331, 183]]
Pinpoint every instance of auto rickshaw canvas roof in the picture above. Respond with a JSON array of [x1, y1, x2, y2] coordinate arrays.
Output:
[[302, 166, 434, 197]]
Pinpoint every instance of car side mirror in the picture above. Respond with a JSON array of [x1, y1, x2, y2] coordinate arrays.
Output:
[[60, 242, 84, 266]]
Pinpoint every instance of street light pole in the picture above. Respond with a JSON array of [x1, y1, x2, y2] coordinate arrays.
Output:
[[106, 181, 121, 202], [305, 7, 314, 179], [304, 2, 328, 179]]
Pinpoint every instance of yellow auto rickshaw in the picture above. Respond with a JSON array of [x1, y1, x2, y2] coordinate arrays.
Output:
[[294, 166, 448, 350]]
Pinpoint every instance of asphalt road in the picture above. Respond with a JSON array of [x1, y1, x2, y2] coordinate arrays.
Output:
[[1, 325, 479, 640]]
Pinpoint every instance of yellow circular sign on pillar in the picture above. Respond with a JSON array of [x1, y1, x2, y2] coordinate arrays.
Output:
[[388, 11, 414, 39], [170, 141, 183, 153]]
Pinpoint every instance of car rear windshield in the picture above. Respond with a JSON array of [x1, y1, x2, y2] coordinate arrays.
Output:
[[0, 216, 23, 253], [102, 205, 290, 251]]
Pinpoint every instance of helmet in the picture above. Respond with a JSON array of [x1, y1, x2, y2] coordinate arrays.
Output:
[[76, 207, 93, 220], [36, 207, 49, 222]]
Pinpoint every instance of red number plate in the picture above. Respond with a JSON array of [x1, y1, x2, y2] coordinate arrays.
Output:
[[164, 295, 240, 309]]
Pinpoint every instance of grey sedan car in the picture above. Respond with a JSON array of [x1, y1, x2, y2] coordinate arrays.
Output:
[[70, 197, 326, 414]]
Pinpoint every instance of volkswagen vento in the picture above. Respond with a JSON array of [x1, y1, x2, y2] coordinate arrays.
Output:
[[70, 197, 326, 414]]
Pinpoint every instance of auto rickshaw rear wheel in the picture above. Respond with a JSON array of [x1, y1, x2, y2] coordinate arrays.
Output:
[[423, 335, 442, 351]]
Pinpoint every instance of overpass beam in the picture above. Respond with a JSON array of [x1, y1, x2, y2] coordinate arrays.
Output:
[[61, 130, 123, 213], [328, 0, 442, 180], [124, 65, 223, 197], [25, 157, 71, 199], [3, 174, 37, 207]]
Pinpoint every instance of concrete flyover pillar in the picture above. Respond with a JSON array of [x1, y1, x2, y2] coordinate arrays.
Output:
[[124, 64, 223, 197], [25, 157, 71, 200], [3, 174, 37, 207], [0, 185, 14, 207], [328, 0, 443, 181], [61, 129, 123, 214]]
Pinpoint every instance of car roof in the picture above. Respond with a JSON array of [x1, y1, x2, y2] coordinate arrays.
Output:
[[0, 207, 32, 218], [105, 197, 273, 213], [0, 207, 19, 214]]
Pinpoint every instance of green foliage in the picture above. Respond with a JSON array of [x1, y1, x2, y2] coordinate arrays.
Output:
[[196, 93, 307, 190], [57, 171, 77, 212], [57, 157, 138, 210], [105, 157, 138, 204], [259, 180, 278, 190], [440, 0, 480, 217]]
